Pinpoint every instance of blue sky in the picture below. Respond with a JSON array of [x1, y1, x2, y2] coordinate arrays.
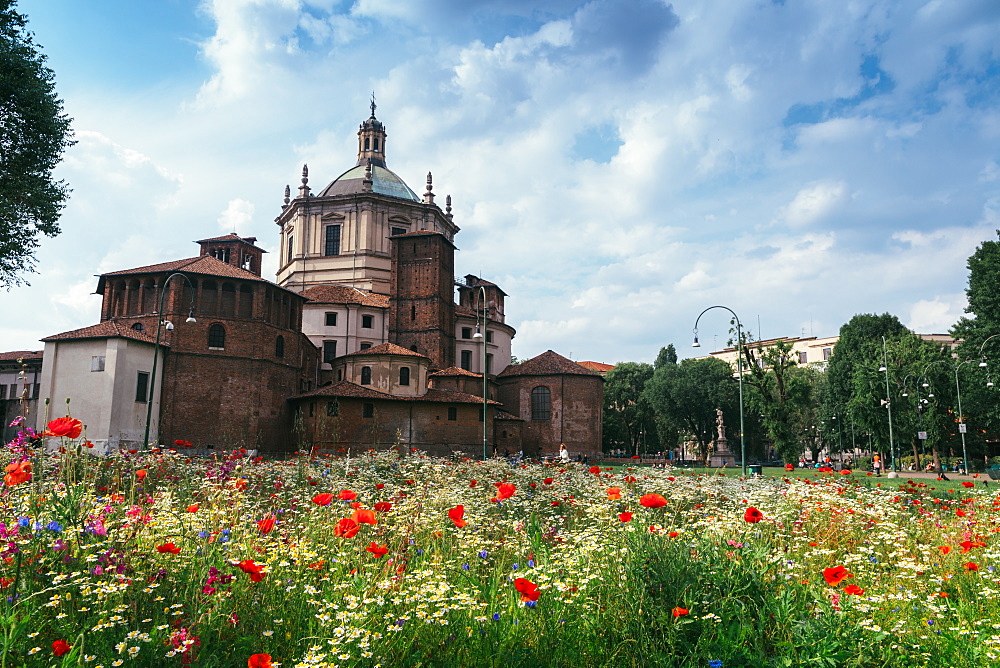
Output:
[[3, 0, 1000, 364]]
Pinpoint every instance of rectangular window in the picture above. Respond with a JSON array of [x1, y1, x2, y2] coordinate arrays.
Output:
[[91, 355, 105, 372], [360, 342, 371, 351], [486, 353, 493, 374], [461, 327, 472, 339], [363, 403, 374, 418], [323, 340, 337, 364], [287, 235, 293, 262], [447, 406, 457, 421], [135, 371, 149, 403], [823, 347, 832, 361], [326, 400, 339, 417], [0, 385, 5, 399], [361, 314, 374, 329], [478, 407, 484, 422], [324, 225, 341, 256], [486, 331, 493, 343], [32, 384, 39, 400], [9, 385, 16, 399], [798, 351, 808, 364], [325, 312, 337, 327], [391, 227, 407, 236], [460, 350, 472, 370]]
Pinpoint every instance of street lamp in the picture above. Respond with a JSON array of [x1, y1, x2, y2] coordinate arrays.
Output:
[[471, 285, 488, 461], [693, 305, 746, 477], [142, 272, 196, 450], [921, 358, 976, 476], [879, 335, 897, 472]]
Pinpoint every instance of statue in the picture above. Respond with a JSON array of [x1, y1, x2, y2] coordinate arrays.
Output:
[[716, 408, 725, 441]]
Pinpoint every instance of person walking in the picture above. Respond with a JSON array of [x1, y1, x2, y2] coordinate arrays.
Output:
[[559, 443, 570, 463]]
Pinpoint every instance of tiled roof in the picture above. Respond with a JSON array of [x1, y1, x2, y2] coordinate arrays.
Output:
[[578, 360, 615, 373], [428, 366, 482, 378], [195, 233, 261, 247], [293, 381, 501, 405], [495, 409, 523, 421], [342, 342, 429, 359], [454, 304, 476, 317], [40, 321, 165, 346], [300, 285, 389, 308], [497, 350, 601, 378], [100, 256, 269, 283], [0, 350, 43, 361]]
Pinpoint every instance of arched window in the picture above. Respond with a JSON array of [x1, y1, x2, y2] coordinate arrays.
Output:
[[360, 366, 372, 385], [531, 386, 551, 421], [131, 322, 144, 332], [399, 366, 410, 386], [275, 335, 284, 358], [208, 324, 226, 349]]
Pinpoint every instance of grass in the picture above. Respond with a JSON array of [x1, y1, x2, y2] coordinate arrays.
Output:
[[2, 427, 1000, 667]]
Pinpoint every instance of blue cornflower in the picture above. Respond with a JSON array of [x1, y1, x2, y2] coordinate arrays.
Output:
[[492, 613, 500, 621], [927, 620, 934, 626], [527, 559, 535, 568], [417, 549, 424, 556], [462, 564, 470, 571], [708, 661, 723, 668], [198, 531, 208, 538], [45, 521, 62, 533], [478, 550, 488, 558], [17, 518, 30, 528], [525, 600, 537, 608], [512, 563, 518, 571]]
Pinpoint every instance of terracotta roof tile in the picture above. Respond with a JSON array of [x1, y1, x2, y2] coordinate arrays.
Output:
[[497, 350, 601, 378], [41, 321, 165, 346], [195, 233, 262, 247], [101, 256, 268, 283], [0, 350, 43, 361], [454, 304, 476, 317], [428, 366, 482, 378], [300, 285, 389, 308], [342, 342, 429, 358], [293, 381, 501, 405], [495, 409, 523, 421], [578, 361, 615, 373]]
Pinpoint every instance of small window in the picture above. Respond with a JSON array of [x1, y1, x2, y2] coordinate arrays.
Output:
[[411, 303, 416, 320], [823, 347, 832, 361], [478, 407, 484, 422], [32, 384, 38, 400], [447, 407, 457, 421], [363, 403, 374, 418], [131, 322, 144, 332], [461, 327, 472, 339], [360, 342, 371, 351], [460, 350, 472, 371], [391, 227, 407, 236], [326, 400, 339, 417], [531, 386, 551, 421], [486, 331, 493, 343], [323, 341, 337, 364], [308, 402, 315, 418], [208, 324, 226, 349], [361, 366, 372, 385], [91, 356, 105, 372], [324, 225, 341, 256], [287, 235, 293, 263], [275, 335, 285, 357], [399, 366, 410, 386], [336, 369, 343, 381], [798, 351, 807, 364], [325, 312, 338, 327], [0, 385, 6, 399], [136, 371, 149, 403], [362, 314, 374, 329], [486, 353, 493, 374]]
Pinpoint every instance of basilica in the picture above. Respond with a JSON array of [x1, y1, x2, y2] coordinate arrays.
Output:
[[31, 104, 604, 459]]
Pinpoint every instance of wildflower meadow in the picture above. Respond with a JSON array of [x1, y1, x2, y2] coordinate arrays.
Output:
[[2, 417, 1000, 667]]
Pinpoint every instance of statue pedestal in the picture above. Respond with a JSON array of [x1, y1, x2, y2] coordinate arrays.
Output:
[[709, 437, 734, 467]]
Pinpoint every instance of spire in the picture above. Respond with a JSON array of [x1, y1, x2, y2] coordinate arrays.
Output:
[[356, 95, 387, 169], [283, 184, 290, 207], [363, 159, 373, 192], [297, 164, 310, 198], [445, 194, 453, 221], [423, 172, 435, 204]]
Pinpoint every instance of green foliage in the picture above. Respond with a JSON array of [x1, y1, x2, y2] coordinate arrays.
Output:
[[953, 230, 1000, 357], [0, 0, 74, 287], [603, 362, 656, 454]]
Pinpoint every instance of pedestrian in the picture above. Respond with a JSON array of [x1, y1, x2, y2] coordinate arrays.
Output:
[[872, 455, 882, 476], [559, 443, 570, 463]]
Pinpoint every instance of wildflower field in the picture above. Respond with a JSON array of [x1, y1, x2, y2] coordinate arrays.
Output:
[[3, 422, 1000, 667]]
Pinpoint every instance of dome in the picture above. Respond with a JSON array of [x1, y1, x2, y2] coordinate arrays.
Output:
[[318, 164, 420, 202]]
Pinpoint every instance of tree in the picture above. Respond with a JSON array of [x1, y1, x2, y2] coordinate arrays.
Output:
[[603, 362, 655, 455], [644, 357, 738, 462], [653, 344, 677, 370], [0, 0, 73, 287]]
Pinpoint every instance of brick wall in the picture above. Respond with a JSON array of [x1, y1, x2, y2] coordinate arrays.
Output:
[[496, 374, 604, 459]]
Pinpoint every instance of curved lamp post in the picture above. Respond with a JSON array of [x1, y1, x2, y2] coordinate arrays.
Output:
[[921, 358, 976, 475], [471, 285, 489, 461], [142, 272, 197, 450], [692, 305, 746, 477], [878, 336, 897, 472]]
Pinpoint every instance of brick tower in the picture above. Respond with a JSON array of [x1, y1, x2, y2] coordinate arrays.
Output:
[[388, 231, 456, 370]]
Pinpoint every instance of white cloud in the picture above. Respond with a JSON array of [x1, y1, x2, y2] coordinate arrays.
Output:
[[778, 181, 849, 227], [218, 198, 256, 234], [907, 296, 967, 334]]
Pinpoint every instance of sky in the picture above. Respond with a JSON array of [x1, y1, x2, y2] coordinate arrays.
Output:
[[3, 0, 1000, 365]]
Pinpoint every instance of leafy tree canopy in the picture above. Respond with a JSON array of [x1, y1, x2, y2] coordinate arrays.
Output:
[[953, 230, 1000, 360], [0, 0, 73, 287]]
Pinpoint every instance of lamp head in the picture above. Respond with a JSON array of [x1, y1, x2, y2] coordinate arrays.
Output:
[[186, 307, 196, 324], [472, 324, 483, 341], [988, 380, 995, 388], [692, 335, 701, 348], [878, 365, 886, 372], [164, 321, 175, 331]]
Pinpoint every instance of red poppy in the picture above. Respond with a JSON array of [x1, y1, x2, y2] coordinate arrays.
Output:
[[257, 518, 276, 534], [339, 489, 357, 501], [639, 493, 667, 508], [237, 559, 266, 582], [822, 565, 852, 586], [514, 577, 540, 602], [136, 469, 148, 481], [3, 461, 31, 486], [448, 505, 467, 528], [963, 562, 979, 571], [961, 481, 975, 488], [52, 640, 72, 656], [186, 504, 199, 513], [589, 466, 601, 474], [619, 512, 633, 522], [374, 501, 392, 512], [495, 482, 516, 500], [334, 518, 360, 538], [606, 486, 622, 500], [960, 540, 986, 553], [818, 466, 833, 473], [671, 607, 689, 617], [624, 475, 637, 483], [469, 479, 477, 487], [843, 584, 865, 595], [156, 542, 180, 555], [352, 508, 377, 525], [744, 507, 764, 523], [543, 477, 554, 485], [365, 542, 389, 558], [44, 416, 83, 439], [312, 493, 334, 506], [375, 483, 385, 489], [840, 469, 852, 475], [668, 531, 679, 538], [938, 546, 952, 555], [248, 654, 273, 668], [785, 464, 795, 471]]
